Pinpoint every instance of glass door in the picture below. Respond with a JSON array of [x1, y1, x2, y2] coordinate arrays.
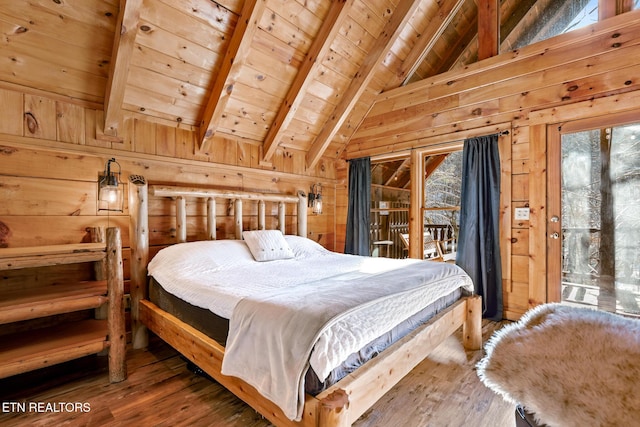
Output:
[[549, 116, 640, 316]]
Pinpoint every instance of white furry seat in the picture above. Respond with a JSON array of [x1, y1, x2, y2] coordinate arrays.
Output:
[[477, 303, 640, 427]]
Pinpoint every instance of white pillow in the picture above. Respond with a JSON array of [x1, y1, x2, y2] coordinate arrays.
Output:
[[148, 239, 254, 276], [284, 235, 331, 258], [242, 230, 295, 262]]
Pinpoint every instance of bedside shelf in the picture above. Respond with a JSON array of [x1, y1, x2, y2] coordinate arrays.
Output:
[[0, 281, 109, 325], [0, 243, 107, 270], [0, 227, 126, 383], [0, 320, 109, 379]]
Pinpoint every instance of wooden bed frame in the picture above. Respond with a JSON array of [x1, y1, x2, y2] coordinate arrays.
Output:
[[127, 176, 482, 427]]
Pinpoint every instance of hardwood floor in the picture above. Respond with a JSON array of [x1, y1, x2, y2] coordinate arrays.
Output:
[[0, 320, 513, 427]]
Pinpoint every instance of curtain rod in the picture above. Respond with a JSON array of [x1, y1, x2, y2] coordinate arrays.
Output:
[[368, 129, 510, 162]]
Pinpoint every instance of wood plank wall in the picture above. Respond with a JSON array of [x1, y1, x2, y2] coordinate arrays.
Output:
[[0, 89, 337, 334], [343, 10, 640, 320]]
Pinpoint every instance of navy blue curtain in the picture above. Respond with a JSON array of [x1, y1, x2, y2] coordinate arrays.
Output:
[[345, 157, 371, 255], [457, 134, 503, 320]]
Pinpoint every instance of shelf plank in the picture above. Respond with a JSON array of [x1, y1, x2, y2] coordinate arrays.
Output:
[[0, 281, 108, 324], [0, 320, 109, 379], [0, 243, 106, 270]]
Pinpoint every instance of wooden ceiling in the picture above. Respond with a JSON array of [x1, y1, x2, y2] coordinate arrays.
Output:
[[1, 0, 596, 174]]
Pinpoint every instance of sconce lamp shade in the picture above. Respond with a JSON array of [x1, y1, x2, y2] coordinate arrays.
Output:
[[312, 193, 322, 215], [308, 183, 323, 215], [98, 158, 123, 212]]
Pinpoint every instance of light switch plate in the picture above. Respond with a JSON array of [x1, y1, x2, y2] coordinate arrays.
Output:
[[514, 207, 530, 220]]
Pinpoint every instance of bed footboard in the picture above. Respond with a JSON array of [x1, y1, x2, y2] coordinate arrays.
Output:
[[139, 295, 481, 427]]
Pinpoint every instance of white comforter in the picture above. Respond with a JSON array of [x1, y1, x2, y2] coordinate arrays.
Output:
[[148, 236, 473, 420]]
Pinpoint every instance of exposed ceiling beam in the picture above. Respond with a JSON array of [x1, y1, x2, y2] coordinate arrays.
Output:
[[433, 10, 479, 75], [525, 0, 588, 47], [198, 0, 266, 155], [425, 154, 448, 180], [305, 0, 423, 170], [599, 0, 634, 20], [449, 0, 543, 72], [477, 0, 500, 60], [103, 0, 143, 138], [261, 0, 352, 164], [500, 0, 543, 50], [384, 158, 410, 186], [396, 0, 466, 87]]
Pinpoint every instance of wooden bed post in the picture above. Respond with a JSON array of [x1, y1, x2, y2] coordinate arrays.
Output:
[[463, 295, 482, 350], [176, 196, 187, 243], [318, 390, 350, 427], [106, 226, 127, 382], [278, 201, 285, 234], [234, 199, 243, 239], [258, 200, 266, 230], [128, 175, 149, 349], [207, 197, 216, 240], [297, 190, 307, 237]]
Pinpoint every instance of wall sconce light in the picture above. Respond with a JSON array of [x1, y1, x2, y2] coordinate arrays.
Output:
[[308, 183, 323, 215], [98, 158, 123, 212]]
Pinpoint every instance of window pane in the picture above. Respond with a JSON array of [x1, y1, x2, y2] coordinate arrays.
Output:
[[561, 123, 640, 316]]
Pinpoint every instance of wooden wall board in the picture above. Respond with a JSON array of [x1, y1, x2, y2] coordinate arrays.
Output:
[[512, 158, 529, 175], [155, 125, 177, 158], [0, 89, 23, 136], [0, 176, 98, 217], [0, 216, 129, 248], [503, 281, 529, 319], [511, 175, 529, 202], [56, 102, 86, 145], [23, 95, 57, 141], [528, 123, 548, 308], [510, 229, 529, 255], [366, 16, 640, 122], [510, 255, 529, 284], [0, 263, 95, 293], [132, 119, 157, 155]]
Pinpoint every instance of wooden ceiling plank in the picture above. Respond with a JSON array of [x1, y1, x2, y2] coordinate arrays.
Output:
[[198, 0, 266, 155], [477, 0, 500, 60], [397, 0, 466, 87], [261, 0, 352, 164], [103, 0, 144, 138], [305, 0, 423, 169]]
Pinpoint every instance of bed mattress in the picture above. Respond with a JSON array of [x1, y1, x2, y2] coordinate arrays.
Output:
[[149, 275, 461, 394]]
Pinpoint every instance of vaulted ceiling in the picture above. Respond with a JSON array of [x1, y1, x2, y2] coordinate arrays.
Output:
[[1, 0, 596, 176]]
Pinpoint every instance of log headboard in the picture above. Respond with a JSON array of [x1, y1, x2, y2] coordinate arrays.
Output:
[[127, 175, 308, 348]]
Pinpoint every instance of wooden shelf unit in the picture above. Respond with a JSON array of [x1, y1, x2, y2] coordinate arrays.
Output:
[[0, 227, 127, 383]]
